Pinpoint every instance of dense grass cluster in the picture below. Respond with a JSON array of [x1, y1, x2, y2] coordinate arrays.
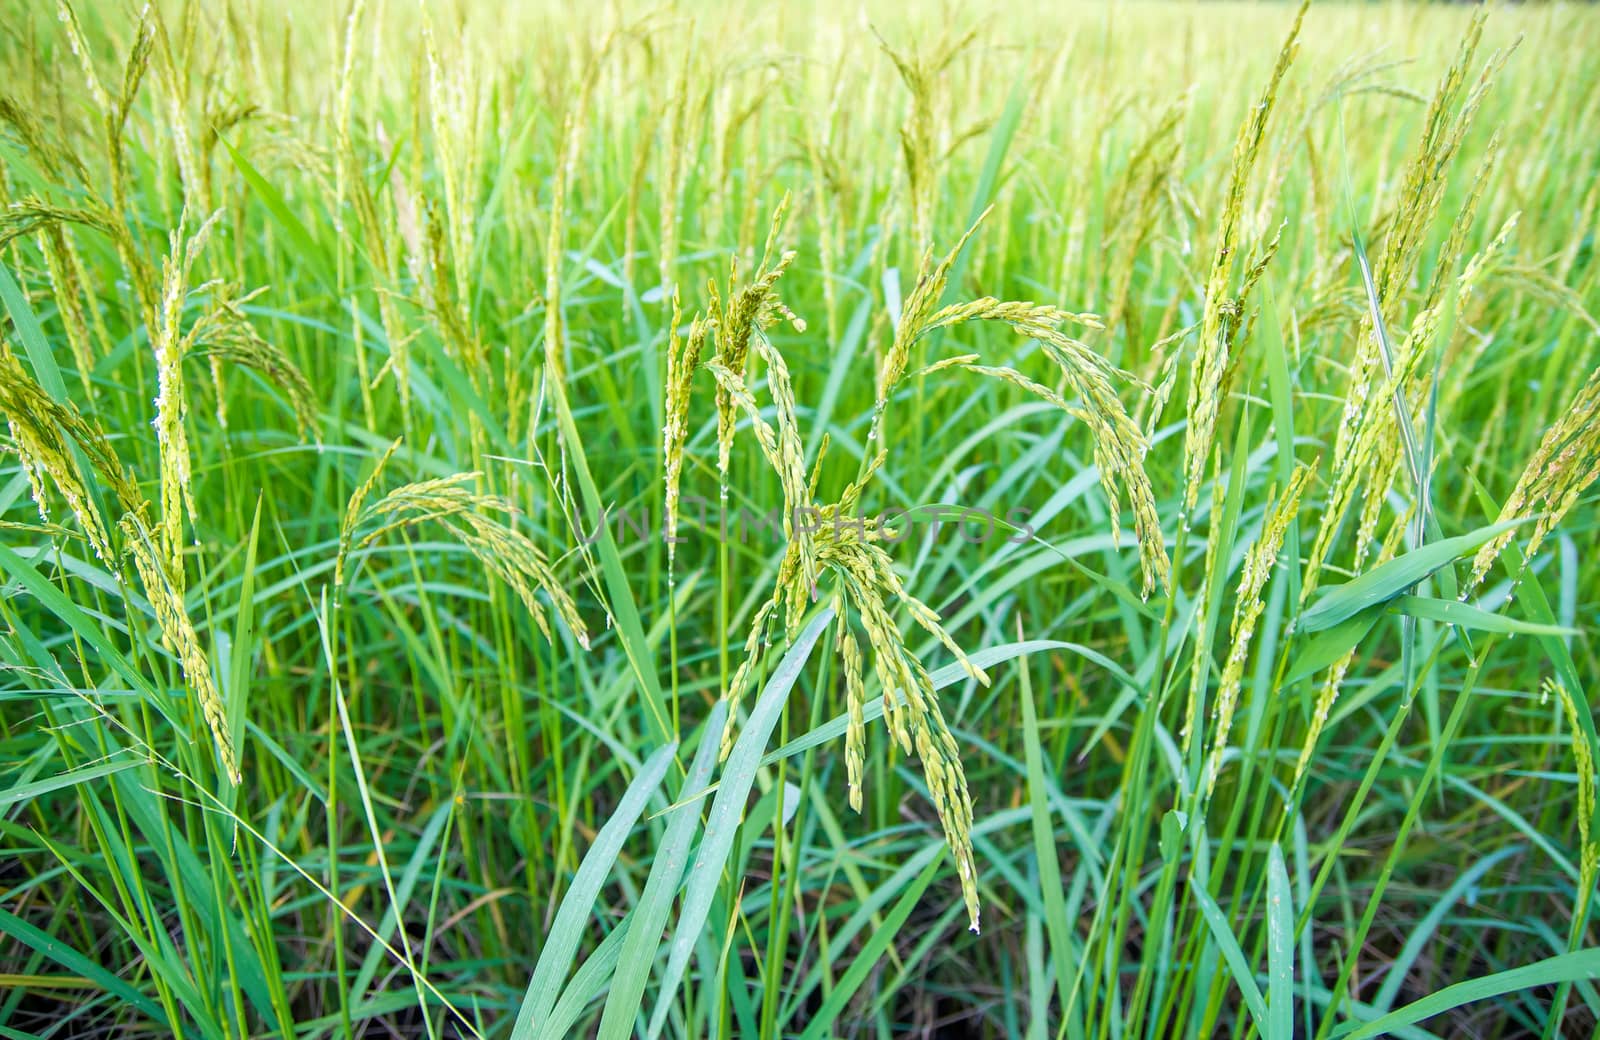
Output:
[[2, 1, 1599, 1037]]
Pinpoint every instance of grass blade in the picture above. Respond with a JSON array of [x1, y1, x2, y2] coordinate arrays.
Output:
[[511, 741, 679, 1037], [647, 609, 832, 1038]]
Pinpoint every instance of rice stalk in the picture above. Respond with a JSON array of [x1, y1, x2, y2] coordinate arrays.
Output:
[[0, 346, 144, 562], [335, 448, 588, 649], [1467, 363, 1600, 593], [151, 207, 224, 592], [1202, 462, 1313, 796], [1181, 0, 1305, 519], [662, 292, 710, 565], [1552, 678, 1599, 936], [121, 512, 239, 784]]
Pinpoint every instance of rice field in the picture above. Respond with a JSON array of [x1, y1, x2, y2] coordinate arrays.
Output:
[[2, 0, 1599, 1036]]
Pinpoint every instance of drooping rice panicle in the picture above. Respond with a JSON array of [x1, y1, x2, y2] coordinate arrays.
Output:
[[337, 458, 588, 649], [183, 284, 319, 438], [948, 298, 1169, 597], [121, 512, 239, 784], [1203, 462, 1314, 795], [1467, 363, 1600, 593], [1552, 678, 1600, 934], [0, 347, 145, 562]]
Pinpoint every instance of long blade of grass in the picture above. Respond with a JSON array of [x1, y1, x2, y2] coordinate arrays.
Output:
[[1340, 950, 1600, 1040], [511, 740, 678, 1037], [1188, 873, 1269, 1030], [1299, 518, 1526, 632], [646, 608, 832, 1038], [595, 702, 728, 1040], [1267, 844, 1294, 1039], [795, 855, 944, 1040]]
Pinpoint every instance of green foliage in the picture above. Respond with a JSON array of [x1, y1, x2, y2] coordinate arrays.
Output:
[[1, 2, 1598, 1038]]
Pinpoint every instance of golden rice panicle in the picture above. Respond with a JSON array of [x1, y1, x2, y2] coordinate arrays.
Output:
[[0, 197, 117, 250], [717, 447, 985, 926], [542, 110, 576, 393], [1468, 364, 1600, 593], [1203, 462, 1314, 796], [53, 1, 111, 115], [1181, 478, 1228, 757], [1312, 190, 1514, 592], [1138, 322, 1198, 439], [796, 513, 982, 929], [1344, 136, 1507, 534], [0, 349, 123, 561], [718, 595, 780, 761], [1301, 300, 1436, 604], [121, 514, 239, 784], [662, 293, 710, 564], [0, 97, 88, 186], [340, 462, 588, 649], [707, 197, 805, 483], [102, 8, 160, 329], [0, 331, 153, 558], [1335, 14, 1506, 469], [845, 573, 981, 932], [877, 25, 979, 253], [1034, 326, 1168, 598], [955, 310, 1168, 597], [749, 334, 819, 635], [1308, 204, 1517, 601], [1552, 679, 1596, 852], [657, 49, 694, 295], [836, 601, 868, 814], [151, 207, 224, 589], [185, 285, 320, 439], [1375, 12, 1504, 312], [1293, 654, 1354, 794], [1551, 677, 1600, 920], [1421, 138, 1500, 320], [423, 199, 484, 379], [1182, 0, 1304, 519], [897, 225, 1166, 595], [422, 13, 480, 321], [701, 347, 821, 636], [875, 216, 993, 423], [334, 437, 403, 598], [334, 0, 369, 237], [40, 225, 96, 398], [1104, 96, 1189, 337], [0, 204, 112, 399]]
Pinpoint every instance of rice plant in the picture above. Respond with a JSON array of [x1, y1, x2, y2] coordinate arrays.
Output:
[[1, 2, 1599, 1038]]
